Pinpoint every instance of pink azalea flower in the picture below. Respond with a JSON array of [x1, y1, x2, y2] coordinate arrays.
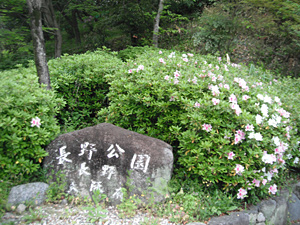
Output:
[[245, 124, 254, 131], [242, 95, 250, 101], [192, 77, 197, 84], [229, 94, 237, 104], [164, 75, 170, 80], [227, 152, 235, 160], [174, 79, 179, 84], [211, 76, 217, 82], [237, 188, 247, 199], [187, 53, 194, 57], [252, 179, 260, 187], [159, 50, 162, 54], [262, 179, 267, 185], [234, 134, 242, 144], [236, 130, 245, 139], [137, 65, 144, 71], [174, 70, 181, 78], [159, 58, 166, 64], [128, 69, 133, 73], [224, 84, 230, 90], [202, 124, 212, 132], [31, 117, 41, 128], [183, 57, 189, 62], [269, 184, 277, 195], [194, 102, 201, 108], [235, 164, 245, 175], [212, 98, 220, 105]]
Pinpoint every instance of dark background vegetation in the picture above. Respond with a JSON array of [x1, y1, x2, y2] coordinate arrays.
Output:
[[1, 0, 299, 77]]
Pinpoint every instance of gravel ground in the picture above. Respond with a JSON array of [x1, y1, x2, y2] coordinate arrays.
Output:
[[1, 203, 180, 225]]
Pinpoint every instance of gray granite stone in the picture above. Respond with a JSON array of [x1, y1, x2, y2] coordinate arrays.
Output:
[[288, 193, 300, 221], [208, 212, 249, 225], [7, 182, 49, 206]]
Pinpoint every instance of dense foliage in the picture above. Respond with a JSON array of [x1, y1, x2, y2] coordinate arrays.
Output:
[[48, 49, 124, 131], [193, 0, 300, 77], [98, 47, 300, 202], [0, 64, 64, 181]]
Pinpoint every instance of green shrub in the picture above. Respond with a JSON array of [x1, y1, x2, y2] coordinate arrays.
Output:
[[0, 65, 64, 181], [193, 6, 240, 56], [98, 47, 299, 203], [117, 46, 149, 62], [48, 49, 124, 131]]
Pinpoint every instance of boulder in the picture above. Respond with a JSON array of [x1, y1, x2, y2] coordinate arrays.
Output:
[[7, 182, 49, 206], [258, 199, 276, 222], [208, 212, 249, 225], [43, 123, 173, 205], [288, 193, 300, 221]]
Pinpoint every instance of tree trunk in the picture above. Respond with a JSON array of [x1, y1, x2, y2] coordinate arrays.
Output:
[[153, 0, 164, 48], [26, 0, 51, 90], [42, 0, 62, 58], [72, 10, 81, 45]]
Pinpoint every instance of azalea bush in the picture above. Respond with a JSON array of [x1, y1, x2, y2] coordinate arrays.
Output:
[[0, 65, 64, 181], [48, 49, 124, 131], [98, 46, 299, 202]]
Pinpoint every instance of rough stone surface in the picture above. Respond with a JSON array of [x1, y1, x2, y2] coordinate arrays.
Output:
[[258, 199, 276, 222], [270, 195, 288, 225], [294, 182, 300, 200], [43, 123, 173, 205], [7, 182, 49, 206], [288, 193, 300, 221], [247, 210, 257, 225], [208, 212, 249, 225], [16, 204, 26, 214], [256, 212, 265, 222], [187, 223, 206, 225]]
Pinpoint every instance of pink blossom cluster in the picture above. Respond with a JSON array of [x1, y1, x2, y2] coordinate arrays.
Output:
[[159, 58, 166, 64], [208, 85, 220, 96], [194, 102, 201, 108], [269, 184, 277, 195], [128, 64, 144, 73], [235, 164, 245, 175], [202, 123, 212, 132], [227, 151, 235, 160], [31, 117, 41, 128], [237, 188, 247, 199], [276, 108, 291, 118], [234, 77, 249, 92], [234, 130, 245, 144], [212, 98, 220, 105]]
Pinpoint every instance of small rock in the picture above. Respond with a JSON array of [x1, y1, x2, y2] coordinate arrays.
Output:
[[7, 182, 49, 206], [258, 199, 276, 221], [208, 212, 249, 225], [257, 212, 265, 222], [16, 204, 26, 214], [60, 199, 68, 205], [187, 223, 206, 225], [288, 193, 300, 221]]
